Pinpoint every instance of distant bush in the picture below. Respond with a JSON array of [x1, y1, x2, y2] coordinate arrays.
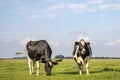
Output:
[[55, 55, 64, 59]]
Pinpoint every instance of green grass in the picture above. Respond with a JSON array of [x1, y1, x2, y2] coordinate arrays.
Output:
[[0, 59, 120, 80]]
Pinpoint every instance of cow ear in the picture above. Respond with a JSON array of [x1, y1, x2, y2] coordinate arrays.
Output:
[[75, 42, 79, 45], [87, 42, 90, 45], [52, 62, 58, 65], [29, 41, 32, 45]]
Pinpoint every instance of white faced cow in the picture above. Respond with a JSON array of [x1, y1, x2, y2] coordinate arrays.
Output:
[[26, 40, 58, 76], [73, 39, 92, 75]]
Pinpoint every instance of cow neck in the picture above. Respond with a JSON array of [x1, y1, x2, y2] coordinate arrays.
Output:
[[45, 52, 51, 61], [74, 45, 79, 58]]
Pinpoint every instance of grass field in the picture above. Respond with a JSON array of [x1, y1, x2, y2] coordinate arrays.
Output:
[[0, 59, 120, 80]]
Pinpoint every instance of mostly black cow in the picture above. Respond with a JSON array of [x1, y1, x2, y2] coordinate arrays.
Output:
[[73, 39, 92, 75], [26, 40, 58, 76]]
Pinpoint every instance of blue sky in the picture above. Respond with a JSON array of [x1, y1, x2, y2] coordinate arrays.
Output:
[[0, 0, 120, 58]]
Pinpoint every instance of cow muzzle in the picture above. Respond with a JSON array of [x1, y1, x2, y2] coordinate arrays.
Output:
[[81, 48, 86, 54]]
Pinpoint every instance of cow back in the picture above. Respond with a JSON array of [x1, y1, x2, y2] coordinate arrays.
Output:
[[26, 40, 52, 61]]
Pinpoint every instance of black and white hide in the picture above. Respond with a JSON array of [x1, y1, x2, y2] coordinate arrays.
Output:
[[26, 40, 58, 76], [73, 39, 92, 75]]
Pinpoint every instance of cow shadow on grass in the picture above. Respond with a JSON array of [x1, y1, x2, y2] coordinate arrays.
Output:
[[56, 70, 102, 75], [54, 67, 120, 76], [52, 67, 120, 76], [102, 67, 120, 72], [56, 70, 102, 76], [54, 71, 78, 76], [90, 67, 120, 74]]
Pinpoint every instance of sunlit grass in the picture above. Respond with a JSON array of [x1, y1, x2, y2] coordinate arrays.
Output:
[[0, 59, 120, 80]]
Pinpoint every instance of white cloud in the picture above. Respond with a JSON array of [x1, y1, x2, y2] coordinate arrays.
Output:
[[87, 0, 104, 5], [68, 3, 87, 14], [105, 39, 120, 46], [30, 14, 42, 19], [47, 4, 66, 18], [28, 1, 120, 19], [30, 4, 65, 19], [48, 4, 65, 11], [47, 13, 56, 18], [68, 3, 98, 14], [20, 37, 36, 46], [20, 37, 60, 47], [99, 3, 120, 10], [30, 13, 58, 19], [99, 4, 111, 10], [67, 1, 120, 14], [5, 39, 13, 43], [0, 38, 14, 43], [112, 3, 120, 10], [87, 7, 97, 12], [20, 37, 61, 47], [49, 40, 60, 47], [47, 0, 56, 2]]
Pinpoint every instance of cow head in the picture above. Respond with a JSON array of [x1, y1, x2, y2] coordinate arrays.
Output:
[[42, 60, 58, 75], [75, 39, 90, 55]]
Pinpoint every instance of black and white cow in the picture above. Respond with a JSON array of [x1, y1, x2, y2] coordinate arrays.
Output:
[[26, 40, 58, 76], [73, 39, 92, 75]]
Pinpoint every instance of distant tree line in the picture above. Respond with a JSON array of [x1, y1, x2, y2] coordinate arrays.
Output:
[[92, 56, 120, 59], [0, 55, 120, 60], [55, 55, 120, 59]]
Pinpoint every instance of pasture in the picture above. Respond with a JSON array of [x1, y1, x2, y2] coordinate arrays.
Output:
[[0, 59, 120, 80]]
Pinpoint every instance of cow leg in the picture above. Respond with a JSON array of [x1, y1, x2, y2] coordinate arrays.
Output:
[[86, 62, 89, 74], [79, 64, 83, 75], [36, 61, 40, 76], [28, 60, 32, 75], [76, 64, 79, 73], [32, 61, 35, 74], [28, 59, 33, 75], [85, 56, 91, 74]]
